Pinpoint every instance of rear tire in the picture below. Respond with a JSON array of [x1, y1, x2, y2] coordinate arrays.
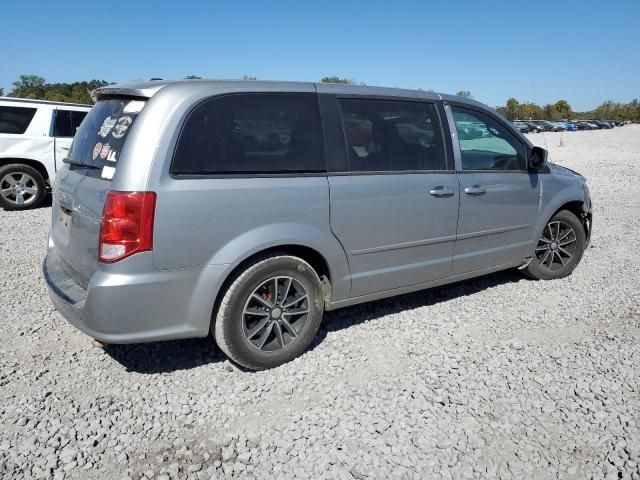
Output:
[[523, 210, 586, 280], [214, 255, 324, 370], [0, 164, 46, 210]]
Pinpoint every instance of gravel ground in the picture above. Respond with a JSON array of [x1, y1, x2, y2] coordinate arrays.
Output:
[[1, 126, 639, 480]]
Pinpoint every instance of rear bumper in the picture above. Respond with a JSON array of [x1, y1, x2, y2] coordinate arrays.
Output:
[[43, 247, 225, 344]]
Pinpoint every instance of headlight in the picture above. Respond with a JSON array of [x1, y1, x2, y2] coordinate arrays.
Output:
[[583, 183, 591, 211]]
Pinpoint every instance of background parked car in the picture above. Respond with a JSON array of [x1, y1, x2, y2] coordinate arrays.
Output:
[[0, 97, 91, 209], [557, 120, 578, 131], [549, 121, 568, 131], [593, 120, 613, 129], [512, 121, 534, 133], [537, 120, 563, 132], [576, 121, 598, 130], [525, 120, 542, 131], [524, 121, 545, 133]]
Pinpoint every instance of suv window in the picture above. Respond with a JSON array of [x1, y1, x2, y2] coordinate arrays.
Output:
[[0, 106, 37, 134], [54, 110, 88, 137], [452, 107, 526, 171], [172, 93, 325, 175], [339, 99, 445, 172]]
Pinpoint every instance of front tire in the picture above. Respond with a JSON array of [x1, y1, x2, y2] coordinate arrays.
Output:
[[214, 255, 324, 370], [524, 210, 586, 280], [0, 164, 46, 210]]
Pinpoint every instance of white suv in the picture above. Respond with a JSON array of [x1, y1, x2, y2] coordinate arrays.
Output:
[[0, 97, 91, 209]]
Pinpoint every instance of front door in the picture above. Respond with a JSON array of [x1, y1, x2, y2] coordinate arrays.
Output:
[[329, 98, 459, 297], [448, 105, 541, 274]]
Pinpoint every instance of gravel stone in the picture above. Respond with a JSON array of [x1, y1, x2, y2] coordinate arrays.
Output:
[[59, 447, 77, 465], [0, 127, 639, 479]]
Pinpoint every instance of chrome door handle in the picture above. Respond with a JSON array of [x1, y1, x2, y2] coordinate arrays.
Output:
[[464, 185, 486, 195], [429, 186, 454, 197]]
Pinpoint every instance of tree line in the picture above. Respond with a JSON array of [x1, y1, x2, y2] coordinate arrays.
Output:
[[496, 98, 573, 121], [2, 74, 638, 122], [494, 97, 639, 122], [4, 75, 110, 104]]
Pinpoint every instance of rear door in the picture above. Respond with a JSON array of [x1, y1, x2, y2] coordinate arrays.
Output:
[[328, 97, 459, 297], [51, 98, 145, 287], [53, 109, 88, 172], [447, 104, 540, 274]]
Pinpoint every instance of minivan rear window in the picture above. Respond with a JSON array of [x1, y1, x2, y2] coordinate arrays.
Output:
[[0, 106, 37, 134], [67, 98, 146, 178]]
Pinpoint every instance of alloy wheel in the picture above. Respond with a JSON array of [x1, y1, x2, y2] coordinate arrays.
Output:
[[241, 276, 310, 352], [535, 220, 578, 271], [0, 172, 39, 206]]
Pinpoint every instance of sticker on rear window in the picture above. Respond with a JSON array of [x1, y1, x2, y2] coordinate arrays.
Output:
[[99, 143, 111, 159], [101, 165, 115, 180], [98, 116, 117, 138], [106, 150, 117, 162], [123, 100, 145, 114], [111, 116, 133, 139], [92, 142, 103, 160]]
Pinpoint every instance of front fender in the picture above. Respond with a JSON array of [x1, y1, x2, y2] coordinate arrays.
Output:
[[533, 175, 589, 247]]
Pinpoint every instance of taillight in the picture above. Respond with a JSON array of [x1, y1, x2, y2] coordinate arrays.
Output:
[[99, 191, 156, 263]]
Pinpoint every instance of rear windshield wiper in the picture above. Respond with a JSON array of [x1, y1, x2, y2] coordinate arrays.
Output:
[[63, 158, 101, 169]]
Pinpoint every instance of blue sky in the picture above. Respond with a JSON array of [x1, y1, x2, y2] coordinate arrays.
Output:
[[2, 0, 638, 111]]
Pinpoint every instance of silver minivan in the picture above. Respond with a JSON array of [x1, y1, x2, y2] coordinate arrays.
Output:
[[44, 80, 592, 370]]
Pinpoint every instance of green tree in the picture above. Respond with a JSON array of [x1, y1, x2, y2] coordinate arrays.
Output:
[[554, 99, 572, 119], [519, 102, 544, 120], [495, 106, 509, 118], [8, 75, 109, 104], [504, 97, 520, 120], [321, 76, 351, 84], [455, 90, 473, 98], [0, 87, 4, 96], [544, 103, 559, 120], [594, 99, 640, 121], [10, 74, 47, 99], [320, 76, 364, 85], [184, 75, 201, 79], [242, 75, 257, 80]]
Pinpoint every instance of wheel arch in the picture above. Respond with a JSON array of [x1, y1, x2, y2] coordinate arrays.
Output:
[[0, 158, 51, 185], [536, 197, 590, 247], [552, 200, 584, 221], [209, 244, 339, 332]]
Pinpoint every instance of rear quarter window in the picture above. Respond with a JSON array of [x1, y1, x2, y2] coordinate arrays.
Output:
[[0, 106, 37, 134], [172, 93, 325, 175], [54, 110, 88, 137]]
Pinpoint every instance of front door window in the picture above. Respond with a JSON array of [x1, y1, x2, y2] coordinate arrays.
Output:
[[452, 107, 526, 171]]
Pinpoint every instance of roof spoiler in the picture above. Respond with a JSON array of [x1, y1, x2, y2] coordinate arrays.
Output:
[[90, 80, 173, 103]]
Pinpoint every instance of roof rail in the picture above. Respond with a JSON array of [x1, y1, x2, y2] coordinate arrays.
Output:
[[0, 96, 92, 107]]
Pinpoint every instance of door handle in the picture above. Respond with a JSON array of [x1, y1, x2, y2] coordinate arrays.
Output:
[[429, 186, 455, 197], [464, 185, 486, 195]]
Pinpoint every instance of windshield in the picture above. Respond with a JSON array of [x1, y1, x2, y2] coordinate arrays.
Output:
[[68, 98, 146, 178]]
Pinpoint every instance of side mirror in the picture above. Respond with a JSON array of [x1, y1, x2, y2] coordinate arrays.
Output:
[[529, 146, 548, 170]]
